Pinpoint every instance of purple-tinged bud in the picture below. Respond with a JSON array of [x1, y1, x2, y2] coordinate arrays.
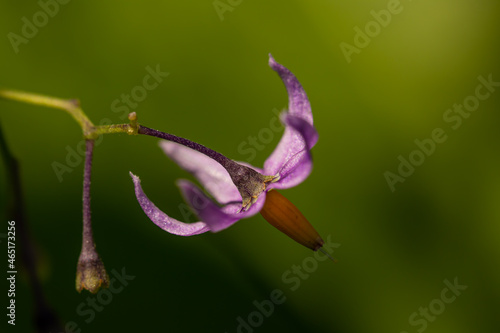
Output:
[[75, 246, 109, 294], [76, 139, 109, 293]]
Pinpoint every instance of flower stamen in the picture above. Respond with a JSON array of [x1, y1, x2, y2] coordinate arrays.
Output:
[[260, 189, 324, 251]]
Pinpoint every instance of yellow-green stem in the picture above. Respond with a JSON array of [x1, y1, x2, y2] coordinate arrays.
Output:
[[0, 89, 140, 138]]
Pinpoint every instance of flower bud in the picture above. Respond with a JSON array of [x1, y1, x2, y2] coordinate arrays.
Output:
[[75, 247, 109, 294]]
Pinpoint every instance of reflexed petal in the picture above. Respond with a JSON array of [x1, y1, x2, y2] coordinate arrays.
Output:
[[284, 114, 319, 148], [268, 54, 313, 124], [265, 55, 318, 188], [130, 172, 210, 236], [160, 141, 241, 205], [264, 114, 318, 189], [177, 179, 266, 232]]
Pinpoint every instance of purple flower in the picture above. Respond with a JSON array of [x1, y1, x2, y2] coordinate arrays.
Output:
[[130, 55, 325, 251]]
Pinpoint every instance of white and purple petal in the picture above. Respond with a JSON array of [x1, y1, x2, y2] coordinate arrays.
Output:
[[130, 172, 210, 236], [160, 141, 241, 205], [265, 55, 318, 188], [268, 54, 313, 124], [265, 114, 318, 189], [177, 179, 266, 232]]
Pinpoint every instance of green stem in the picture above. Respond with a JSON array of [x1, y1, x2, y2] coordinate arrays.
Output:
[[93, 123, 138, 136], [0, 89, 95, 136], [0, 89, 143, 139]]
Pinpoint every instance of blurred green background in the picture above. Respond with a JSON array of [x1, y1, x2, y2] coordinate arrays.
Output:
[[1, 1, 499, 332]]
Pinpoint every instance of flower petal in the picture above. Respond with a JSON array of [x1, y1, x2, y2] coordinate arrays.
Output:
[[265, 55, 318, 188], [130, 172, 210, 236], [268, 54, 313, 124], [177, 179, 266, 232], [284, 114, 319, 148], [159, 141, 241, 205], [265, 113, 318, 189]]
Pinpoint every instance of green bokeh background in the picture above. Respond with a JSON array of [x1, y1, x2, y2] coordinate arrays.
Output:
[[1, 1, 499, 332]]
